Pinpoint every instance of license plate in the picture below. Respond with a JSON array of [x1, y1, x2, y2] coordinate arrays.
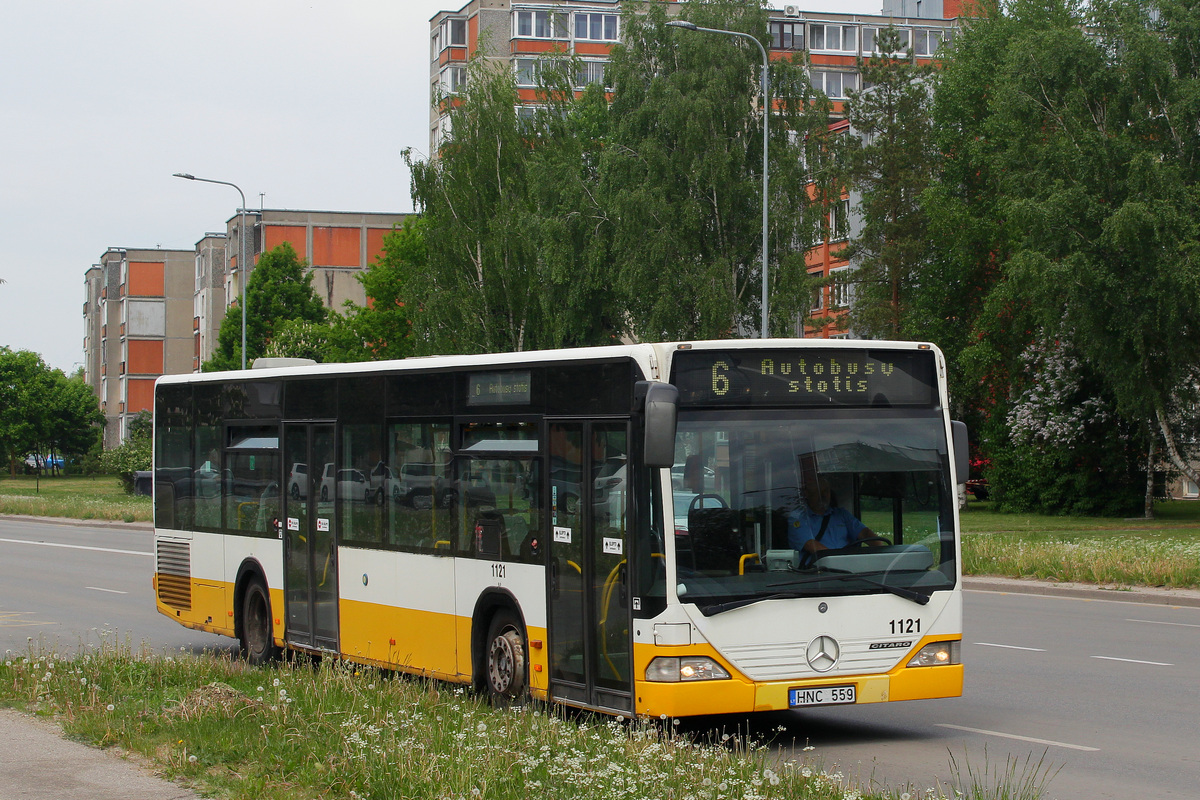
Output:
[[789, 685, 856, 707]]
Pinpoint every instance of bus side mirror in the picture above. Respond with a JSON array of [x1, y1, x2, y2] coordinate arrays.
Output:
[[638, 382, 678, 468], [951, 421, 969, 485]]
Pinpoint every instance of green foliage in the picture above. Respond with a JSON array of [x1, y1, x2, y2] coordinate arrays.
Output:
[[0, 347, 103, 475], [837, 26, 937, 339], [604, 0, 828, 338], [101, 411, 152, 494], [909, 0, 1200, 514], [402, 0, 829, 350], [205, 242, 328, 371]]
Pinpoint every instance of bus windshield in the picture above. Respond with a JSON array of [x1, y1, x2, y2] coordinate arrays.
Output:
[[670, 409, 956, 612]]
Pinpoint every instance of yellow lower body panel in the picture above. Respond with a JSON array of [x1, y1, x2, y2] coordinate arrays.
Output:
[[153, 574, 236, 639]]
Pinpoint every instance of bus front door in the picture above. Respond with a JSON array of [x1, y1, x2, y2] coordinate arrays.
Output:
[[547, 421, 632, 713], [282, 423, 339, 652]]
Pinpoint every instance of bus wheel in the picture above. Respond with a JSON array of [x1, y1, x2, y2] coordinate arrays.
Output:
[[485, 610, 526, 703], [240, 579, 280, 666]]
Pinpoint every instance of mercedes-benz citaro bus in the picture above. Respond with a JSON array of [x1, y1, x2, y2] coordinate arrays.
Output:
[[153, 340, 965, 717]]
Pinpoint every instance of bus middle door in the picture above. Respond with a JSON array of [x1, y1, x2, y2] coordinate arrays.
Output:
[[282, 422, 339, 652], [547, 420, 631, 713]]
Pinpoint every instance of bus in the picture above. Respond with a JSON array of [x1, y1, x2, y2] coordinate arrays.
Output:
[[153, 339, 965, 717]]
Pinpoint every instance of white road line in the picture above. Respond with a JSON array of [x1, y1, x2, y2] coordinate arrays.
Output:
[[974, 642, 1046, 652], [1126, 618, 1200, 629], [1091, 655, 1173, 666], [85, 586, 128, 595], [0, 537, 150, 557], [935, 724, 1100, 752]]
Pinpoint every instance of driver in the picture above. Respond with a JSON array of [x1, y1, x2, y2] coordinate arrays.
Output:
[[787, 476, 880, 557]]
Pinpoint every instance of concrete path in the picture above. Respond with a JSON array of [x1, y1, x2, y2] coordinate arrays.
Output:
[[0, 708, 199, 800]]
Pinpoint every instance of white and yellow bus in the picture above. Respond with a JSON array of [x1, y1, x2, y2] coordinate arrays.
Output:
[[153, 339, 965, 717]]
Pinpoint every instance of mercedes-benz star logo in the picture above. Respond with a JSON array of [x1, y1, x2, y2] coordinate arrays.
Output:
[[806, 635, 840, 673]]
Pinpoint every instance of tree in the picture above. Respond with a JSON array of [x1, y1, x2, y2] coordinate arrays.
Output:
[[914, 0, 1200, 515], [204, 242, 327, 371], [102, 410, 151, 494], [404, 49, 623, 354], [601, 0, 829, 339], [837, 26, 938, 339], [0, 348, 102, 476]]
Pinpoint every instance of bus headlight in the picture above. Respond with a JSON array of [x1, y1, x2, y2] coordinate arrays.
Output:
[[645, 656, 731, 682], [907, 641, 961, 667]]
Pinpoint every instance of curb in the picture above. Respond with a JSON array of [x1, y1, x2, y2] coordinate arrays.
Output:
[[0, 514, 153, 532], [963, 575, 1200, 608]]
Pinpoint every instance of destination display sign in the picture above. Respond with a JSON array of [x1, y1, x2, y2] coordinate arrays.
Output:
[[467, 370, 533, 406], [671, 349, 937, 408]]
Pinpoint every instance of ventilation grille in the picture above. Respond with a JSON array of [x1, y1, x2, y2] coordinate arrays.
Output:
[[156, 540, 191, 610]]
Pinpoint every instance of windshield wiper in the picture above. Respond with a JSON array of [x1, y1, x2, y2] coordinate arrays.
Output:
[[696, 592, 806, 617], [769, 568, 931, 606]]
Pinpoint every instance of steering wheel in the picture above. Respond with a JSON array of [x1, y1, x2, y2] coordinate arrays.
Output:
[[688, 493, 728, 512], [848, 535, 892, 547]]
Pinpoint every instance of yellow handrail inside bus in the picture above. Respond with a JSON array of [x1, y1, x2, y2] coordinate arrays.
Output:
[[599, 558, 627, 681], [739, 553, 760, 575]]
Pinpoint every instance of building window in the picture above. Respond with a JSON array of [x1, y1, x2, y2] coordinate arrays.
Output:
[[515, 58, 540, 87], [575, 12, 618, 41], [810, 270, 824, 312], [1185, 478, 1199, 498], [862, 26, 912, 56], [913, 28, 945, 56], [441, 18, 467, 49], [515, 9, 569, 39], [831, 265, 854, 308], [770, 21, 804, 50], [442, 66, 467, 94], [809, 23, 857, 53], [830, 198, 850, 241], [575, 60, 606, 89], [810, 70, 859, 99]]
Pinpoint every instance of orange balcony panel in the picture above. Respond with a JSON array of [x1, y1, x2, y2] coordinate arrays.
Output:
[[126, 379, 155, 414], [193, 316, 200, 332], [264, 225, 308, 261], [100, 287, 107, 299], [312, 226, 361, 268], [126, 339, 164, 375], [366, 228, 390, 264], [127, 261, 165, 296], [574, 42, 612, 56], [810, 53, 857, 66], [512, 39, 567, 55]]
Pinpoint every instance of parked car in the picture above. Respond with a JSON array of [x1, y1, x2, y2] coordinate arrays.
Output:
[[318, 464, 371, 503], [393, 462, 445, 509], [287, 463, 308, 499]]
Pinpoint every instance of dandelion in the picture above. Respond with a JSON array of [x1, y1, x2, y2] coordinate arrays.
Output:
[[273, 678, 280, 687], [188, 755, 197, 764], [106, 704, 115, 712], [80, 678, 87, 685]]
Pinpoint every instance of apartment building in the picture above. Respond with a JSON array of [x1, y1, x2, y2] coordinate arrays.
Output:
[[82, 248, 194, 448], [427, 1, 959, 337]]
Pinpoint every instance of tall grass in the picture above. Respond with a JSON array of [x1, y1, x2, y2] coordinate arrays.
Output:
[[2, 637, 894, 800], [0, 475, 150, 522], [961, 531, 1200, 588]]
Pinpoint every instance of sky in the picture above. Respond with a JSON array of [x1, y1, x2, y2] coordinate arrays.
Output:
[[0, 0, 880, 374]]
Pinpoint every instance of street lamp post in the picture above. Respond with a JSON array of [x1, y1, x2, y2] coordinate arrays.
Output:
[[667, 19, 770, 338], [173, 173, 250, 370]]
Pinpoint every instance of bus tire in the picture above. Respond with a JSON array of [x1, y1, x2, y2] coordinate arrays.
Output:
[[240, 579, 280, 666], [484, 610, 526, 703]]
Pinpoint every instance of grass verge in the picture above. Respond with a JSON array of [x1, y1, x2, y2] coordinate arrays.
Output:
[[960, 501, 1200, 589], [0, 638, 882, 800], [0, 636, 1059, 800], [0, 475, 150, 523]]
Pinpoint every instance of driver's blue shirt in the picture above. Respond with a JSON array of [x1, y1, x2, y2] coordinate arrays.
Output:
[[787, 506, 866, 551]]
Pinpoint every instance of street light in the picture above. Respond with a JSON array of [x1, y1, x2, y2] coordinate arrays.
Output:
[[667, 19, 771, 338], [173, 172, 250, 370]]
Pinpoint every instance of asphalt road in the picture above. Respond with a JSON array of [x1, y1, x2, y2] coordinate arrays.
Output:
[[2, 517, 1198, 800]]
